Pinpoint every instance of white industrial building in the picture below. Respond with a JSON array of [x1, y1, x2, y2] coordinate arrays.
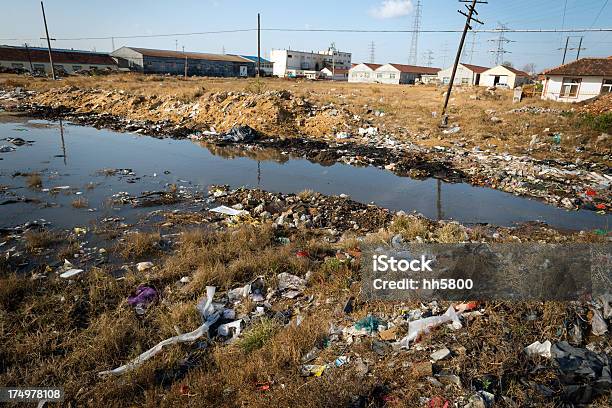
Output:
[[270, 47, 351, 78], [479, 65, 531, 88], [541, 57, 612, 102], [437, 63, 489, 85], [320, 67, 349, 81]]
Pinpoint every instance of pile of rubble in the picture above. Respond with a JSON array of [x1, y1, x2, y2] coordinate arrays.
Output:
[[509, 105, 566, 115], [578, 93, 612, 115]]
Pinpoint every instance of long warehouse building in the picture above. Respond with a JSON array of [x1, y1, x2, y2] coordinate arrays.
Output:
[[111, 47, 255, 77], [0, 45, 117, 74]]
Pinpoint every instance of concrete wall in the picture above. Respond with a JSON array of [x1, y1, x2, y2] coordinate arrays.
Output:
[[480, 66, 529, 88], [142, 56, 254, 77], [0, 59, 116, 74], [542, 75, 608, 102], [111, 47, 145, 71]]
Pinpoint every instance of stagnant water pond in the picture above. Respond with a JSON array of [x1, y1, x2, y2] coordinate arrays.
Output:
[[0, 115, 609, 231]]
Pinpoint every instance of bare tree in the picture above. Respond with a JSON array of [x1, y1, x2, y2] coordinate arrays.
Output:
[[521, 63, 537, 76]]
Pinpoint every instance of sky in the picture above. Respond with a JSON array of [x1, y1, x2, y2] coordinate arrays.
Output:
[[1, 0, 611, 72]]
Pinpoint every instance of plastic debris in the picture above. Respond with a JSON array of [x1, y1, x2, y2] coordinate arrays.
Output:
[[354, 315, 382, 334], [59, 268, 84, 279], [334, 356, 348, 367], [220, 125, 259, 143], [99, 286, 220, 376], [524, 340, 552, 358], [136, 261, 154, 272], [430, 347, 451, 362], [217, 320, 243, 340], [277, 272, 306, 299], [210, 205, 247, 216], [0, 145, 16, 153], [399, 305, 462, 348], [590, 309, 608, 336], [442, 126, 460, 134], [551, 341, 612, 404], [127, 285, 158, 314], [301, 364, 326, 377]]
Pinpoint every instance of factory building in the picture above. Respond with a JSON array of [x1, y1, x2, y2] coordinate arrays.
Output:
[[111, 47, 255, 77], [0, 44, 117, 75]]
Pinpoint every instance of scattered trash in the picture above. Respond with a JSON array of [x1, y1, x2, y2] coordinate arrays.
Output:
[[220, 125, 259, 143], [400, 305, 462, 347], [334, 356, 348, 367], [430, 347, 451, 362], [99, 286, 220, 376], [301, 364, 326, 377], [277, 272, 306, 299], [442, 126, 460, 134], [59, 268, 84, 279], [551, 341, 612, 404], [210, 205, 247, 216], [524, 340, 552, 358], [0, 145, 16, 153], [590, 309, 608, 336], [136, 261, 154, 272], [127, 285, 158, 315], [552, 133, 562, 145], [354, 315, 382, 334]]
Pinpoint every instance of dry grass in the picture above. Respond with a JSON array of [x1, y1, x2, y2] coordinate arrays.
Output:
[[118, 231, 161, 259], [389, 214, 430, 241], [436, 222, 468, 243], [71, 197, 89, 208], [25, 172, 42, 189], [23, 230, 59, 252]]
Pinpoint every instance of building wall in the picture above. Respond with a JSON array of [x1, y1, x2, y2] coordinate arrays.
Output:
[[374, 66, 401, 84], [0, 59, 116, 74], [271, 49, 351, 77], [110, 47, 145, 71], [437, 65, 477, 85], [480, 66, 530, 88], [348, 64, 376, 83], [542, 75, 607, 102]]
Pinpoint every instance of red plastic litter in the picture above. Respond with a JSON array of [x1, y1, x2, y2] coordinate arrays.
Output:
[[586, 189, 597, 197], [296, 250, 309, 258], [595, 204, 606, 210]]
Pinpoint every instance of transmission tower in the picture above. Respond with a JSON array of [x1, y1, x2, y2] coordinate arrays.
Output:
[[368, 41, 376, 63], [462, 31, 478, 63], [408, 0, 423, 65], [423, 50, 434, 67], [488, 22, 513, 65]]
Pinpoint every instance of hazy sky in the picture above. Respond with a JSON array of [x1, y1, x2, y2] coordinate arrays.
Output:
[[2, 0, 611, 72]]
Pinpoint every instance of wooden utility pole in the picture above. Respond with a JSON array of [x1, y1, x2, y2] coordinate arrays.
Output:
[[24, 43, 34, 73], [576, 36, 583, 60], [257, 13, 261, 77], [561, 36, 570, 64], [40, 1, 56, 80], [183, 46, 188, 78], [441, 0, 487, 125]]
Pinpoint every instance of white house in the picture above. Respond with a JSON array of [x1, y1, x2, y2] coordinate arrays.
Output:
[[348, 63, 382, 83], [437, 63, 489, 86], [541, 57, 612, 102], [320, 67, 349, 81], [270, 48, 351, 78], [374, 64, 441, 85], [480, 65, 531, 88]]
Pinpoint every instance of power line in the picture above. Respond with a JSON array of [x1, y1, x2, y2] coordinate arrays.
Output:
[[423, 49, 434, 67], [2, 28, 612, 42], [408, 0, 422, 65]]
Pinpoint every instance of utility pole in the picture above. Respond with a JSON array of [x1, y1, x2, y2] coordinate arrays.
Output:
[[408, 0, 423, 65], [330, 42, 336, 78], [441, 0, 487, 125], [257, 13, 261, 78], [111, 37, 115, 51], [368, 41, 376, 64], [24, 43, 34, 73], [488, 23, 513, 65], [183, 46, 187, 78], [558, 36, 586, 64], [40, 1, 56, 80], [175, 40, 178, 51]]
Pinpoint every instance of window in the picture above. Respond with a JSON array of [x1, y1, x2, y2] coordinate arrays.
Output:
[[461, 77, 470, 85], [376, 73, 383, 79], [560, 77, 581, 98], [602, 79, 612, 93], [72, 65, 82, 71], [11, 63, 24, 68], [33, 63, 45, 73], [390, 73, 396, 79], [364, 73, 370, 78]]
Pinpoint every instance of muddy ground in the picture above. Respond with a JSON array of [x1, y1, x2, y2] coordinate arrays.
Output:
[[0, 73, 610, 408]]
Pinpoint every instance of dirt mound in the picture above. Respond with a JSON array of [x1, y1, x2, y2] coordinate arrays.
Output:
[[578, 93, 612, 115], [28, 86, 361, 138]]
